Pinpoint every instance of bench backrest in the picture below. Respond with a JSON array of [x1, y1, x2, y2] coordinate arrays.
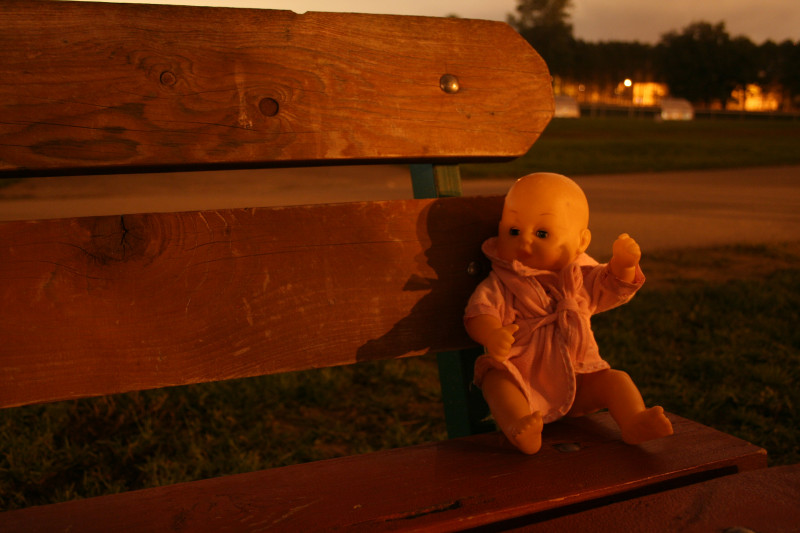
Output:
[[0, 0, 553, 409], [0, 0, 551, 175]]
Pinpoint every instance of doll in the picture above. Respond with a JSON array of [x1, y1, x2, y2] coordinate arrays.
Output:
[[464, 173, 673, 454]]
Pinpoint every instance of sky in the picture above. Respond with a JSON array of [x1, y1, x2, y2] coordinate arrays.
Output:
[[83, 0, 800, 44]]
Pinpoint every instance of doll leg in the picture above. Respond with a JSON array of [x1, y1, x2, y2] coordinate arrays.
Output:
[[571, 369, 673, 445], [481, 368, 543, 454]]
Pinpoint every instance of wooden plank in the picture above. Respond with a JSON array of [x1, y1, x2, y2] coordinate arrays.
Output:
[[0, 196, 503, 407], [0, 412, 767, 532], [0, 1, 553, 176], [515, 463, 800, 532]]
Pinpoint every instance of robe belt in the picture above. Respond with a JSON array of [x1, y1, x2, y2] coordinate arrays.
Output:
[[516, 296, 581, 345]]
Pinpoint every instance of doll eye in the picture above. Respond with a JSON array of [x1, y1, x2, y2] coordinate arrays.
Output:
[[509, 228, 520, 236], [535, 230, 549, 239]]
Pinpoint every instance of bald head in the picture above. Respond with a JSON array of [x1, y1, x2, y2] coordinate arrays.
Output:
[[505, 173, 589, 229], [497, 173, 592, 271]]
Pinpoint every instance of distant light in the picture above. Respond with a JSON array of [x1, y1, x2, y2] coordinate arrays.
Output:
[[624, 79, 633, 87]]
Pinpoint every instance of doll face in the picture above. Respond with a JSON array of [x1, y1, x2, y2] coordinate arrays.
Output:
[[496, 173, 591, 272]]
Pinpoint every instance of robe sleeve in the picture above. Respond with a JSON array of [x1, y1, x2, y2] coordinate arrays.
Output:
[[583, 263, 645, 315], [464, 272, 509, 324]]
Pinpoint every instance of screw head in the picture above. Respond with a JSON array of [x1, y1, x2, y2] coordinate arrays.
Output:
[[554, 442, 581, 453], [439, 74, 460, 94]]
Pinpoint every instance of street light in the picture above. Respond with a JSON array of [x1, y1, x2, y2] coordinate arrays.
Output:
[[624, 79, 634, 116]]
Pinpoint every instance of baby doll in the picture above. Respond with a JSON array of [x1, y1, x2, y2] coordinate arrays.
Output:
[[465, 172, 673, 454]]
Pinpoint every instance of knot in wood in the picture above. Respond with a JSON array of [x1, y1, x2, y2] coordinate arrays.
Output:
[[159, 71, 177, 87], [84, 216, 148, 265], [258, 97, 280, 117]]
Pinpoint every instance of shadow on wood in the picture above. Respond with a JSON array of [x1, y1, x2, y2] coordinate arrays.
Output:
[[356, 196, 503, 361]]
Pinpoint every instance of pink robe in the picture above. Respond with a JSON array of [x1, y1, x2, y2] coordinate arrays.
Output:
[[465, 237, 645, 423]]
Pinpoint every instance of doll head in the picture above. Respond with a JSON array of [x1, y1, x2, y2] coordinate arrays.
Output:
[[496, 173, 591, 271]]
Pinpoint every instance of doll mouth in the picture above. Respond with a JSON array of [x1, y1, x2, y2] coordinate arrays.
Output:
[[517, 248, 534, 260]]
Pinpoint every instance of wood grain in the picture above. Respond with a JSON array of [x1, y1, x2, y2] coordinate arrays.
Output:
[[0, 1, 553, 176], [0, 412, 767, 532], [0, 196, 504, 408]]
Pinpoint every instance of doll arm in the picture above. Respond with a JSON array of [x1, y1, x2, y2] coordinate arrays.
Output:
[[465, 314, 519, 361], [608, 233, 641, 284]]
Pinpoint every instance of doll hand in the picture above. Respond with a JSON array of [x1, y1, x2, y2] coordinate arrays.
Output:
[[610, 234, 640, 283], [485, 324, 519, 361], [612, 233, 641, 268]]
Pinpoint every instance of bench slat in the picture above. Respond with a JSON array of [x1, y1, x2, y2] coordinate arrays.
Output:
[[1, 412, 767, 532], [0, 196, 503, 408], [517, 462, 800, 532], [0, 1, 553, 176]]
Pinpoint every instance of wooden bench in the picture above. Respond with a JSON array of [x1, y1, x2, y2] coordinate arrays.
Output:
[[1, 1, 773, 531]]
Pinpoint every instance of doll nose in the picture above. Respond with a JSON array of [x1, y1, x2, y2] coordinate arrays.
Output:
[[518, 232, 535, 255]]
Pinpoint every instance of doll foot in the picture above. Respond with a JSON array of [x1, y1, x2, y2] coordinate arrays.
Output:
[[506, 412, 544, 454], [620, 406, 673, 445]]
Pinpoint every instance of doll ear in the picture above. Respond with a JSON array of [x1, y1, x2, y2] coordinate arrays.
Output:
[[579, 228, 591, 253]]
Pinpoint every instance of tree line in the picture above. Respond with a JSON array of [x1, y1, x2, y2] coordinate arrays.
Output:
[[507, 0, 800, 110]]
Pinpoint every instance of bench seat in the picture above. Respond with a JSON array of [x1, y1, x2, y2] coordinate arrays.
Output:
[[520, 460, 800, 533], [2, 412, 766, 532]]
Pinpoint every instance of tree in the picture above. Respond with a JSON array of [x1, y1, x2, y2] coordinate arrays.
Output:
[[656, 21, 758, 107], [571, 40, 655, 95], [508, 0, 576, 77], [507, 0, 573, 30], [763, 40, 800, 110], [779, 41, 800, 109]]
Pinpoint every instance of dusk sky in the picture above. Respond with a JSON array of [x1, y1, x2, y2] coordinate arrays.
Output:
[[85, 0, 800, 44]]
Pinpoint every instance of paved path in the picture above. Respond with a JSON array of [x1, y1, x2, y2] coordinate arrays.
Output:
[[1, 165, 798, 256]]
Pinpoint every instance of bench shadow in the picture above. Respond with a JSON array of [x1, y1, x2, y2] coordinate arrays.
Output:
[[356, 196, 503, 362]]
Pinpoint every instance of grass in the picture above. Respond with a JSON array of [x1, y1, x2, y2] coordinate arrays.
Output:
[[599, 243, 800, 467], [462, 117, 800, 178], [2, 242, 799, 511], [0, 358, 447, 511]]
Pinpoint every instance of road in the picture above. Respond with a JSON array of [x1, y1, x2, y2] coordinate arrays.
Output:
[[1, 165, 798, 257]]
